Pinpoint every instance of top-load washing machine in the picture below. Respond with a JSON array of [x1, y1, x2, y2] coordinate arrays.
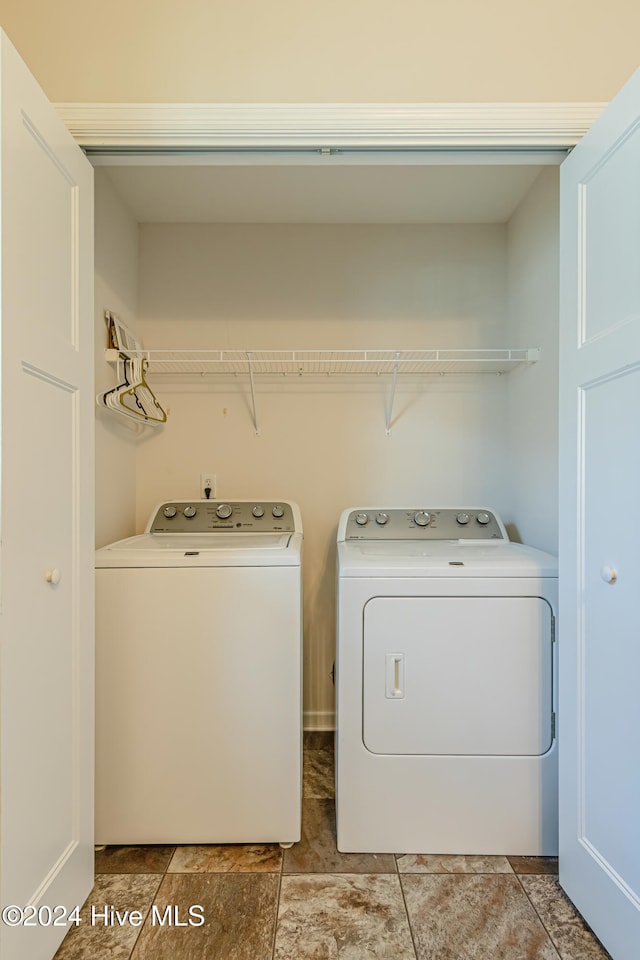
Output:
[[335, 506, 558, 855], [95, 499, 302, 846]]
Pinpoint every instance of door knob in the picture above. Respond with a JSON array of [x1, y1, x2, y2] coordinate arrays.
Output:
[[46, 569, 61, 585], [600, 565, 617, 584]]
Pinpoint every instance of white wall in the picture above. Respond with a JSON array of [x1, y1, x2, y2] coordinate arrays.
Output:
[[94, 169, 140, 548], [2, 1, 640, 103], [134, 222, 512, 727], [505, 167, 560, 555]]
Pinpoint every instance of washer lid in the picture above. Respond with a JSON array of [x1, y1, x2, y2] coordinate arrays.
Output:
[[96, 531, 302, 567], [337, 540, 557, 577]]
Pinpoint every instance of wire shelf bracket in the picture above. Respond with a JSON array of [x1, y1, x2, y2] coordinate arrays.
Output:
[[385, 352, 401, 435], [246, 352, 260, 436]]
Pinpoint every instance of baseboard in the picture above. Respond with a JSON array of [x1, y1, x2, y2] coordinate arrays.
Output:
[[303, 710, 335, 732]]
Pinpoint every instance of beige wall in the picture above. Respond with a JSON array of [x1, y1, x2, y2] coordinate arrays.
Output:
[[94, 169, 140, 548], [133, 222, 512, 727], [90, 175, 560, 729], [1, 1, 639, 103], [506, 167, 560, 555]]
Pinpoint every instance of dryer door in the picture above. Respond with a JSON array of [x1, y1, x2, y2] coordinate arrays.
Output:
[[363, 596, 554, 756]]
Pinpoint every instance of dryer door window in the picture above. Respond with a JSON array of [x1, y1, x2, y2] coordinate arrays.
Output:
[[362, 596, 554, 756]]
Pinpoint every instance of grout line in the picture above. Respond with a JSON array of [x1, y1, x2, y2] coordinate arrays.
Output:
[[271, 842, 286, 959], [514, 872, 563, 960], [270, 874, 283, 960], [127, 847, 174, 959], [397, 871, 420, 960], [113, 871, 165, 960], [516, 872, 614, 960]]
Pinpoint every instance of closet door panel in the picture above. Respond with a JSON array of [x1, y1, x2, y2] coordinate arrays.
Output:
[[0, 30, 94, 960]]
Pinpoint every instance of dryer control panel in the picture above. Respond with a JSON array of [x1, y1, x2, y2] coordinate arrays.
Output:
[[344, 508, 506, 541], [148, 500, 296, 533]]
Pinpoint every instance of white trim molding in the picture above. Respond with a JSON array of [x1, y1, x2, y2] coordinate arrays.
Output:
[[303, 710, 335, 732], [55, 101, 606, 152]]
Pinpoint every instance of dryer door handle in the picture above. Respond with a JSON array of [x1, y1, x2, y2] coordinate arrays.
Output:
[[385, 654, 405, 699]]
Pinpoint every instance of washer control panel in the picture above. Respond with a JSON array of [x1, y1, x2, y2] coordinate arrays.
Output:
[[345, 508, 505, 540], [149, 501, 295, 533]]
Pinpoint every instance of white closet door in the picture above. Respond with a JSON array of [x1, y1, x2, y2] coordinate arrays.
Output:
[[559, 66, 640, 960], [0, 31, 94, 960]]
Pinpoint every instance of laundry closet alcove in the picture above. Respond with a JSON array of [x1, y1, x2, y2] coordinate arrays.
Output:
[[77, 99, 589, 731]]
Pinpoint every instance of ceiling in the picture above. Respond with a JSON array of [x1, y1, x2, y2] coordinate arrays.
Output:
[[98, 160, 549, 225]]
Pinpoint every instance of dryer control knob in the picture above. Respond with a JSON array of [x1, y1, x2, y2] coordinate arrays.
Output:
[[163, 505, 177, 518], [477, 512, 491, 525], [183, 505, 197, 518], [456, 512, 470, 525], [216, 503, 232, 519], [355, 513, 369, 526], [376, 512, 389, 525], [414, 511, 431, 527], [252, 505, 265, 518], [272, 505, 285, 518]]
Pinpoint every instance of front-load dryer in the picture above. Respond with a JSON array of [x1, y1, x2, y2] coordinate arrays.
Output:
[[335, 507, 557, 855], [95, 499, 302, 846]]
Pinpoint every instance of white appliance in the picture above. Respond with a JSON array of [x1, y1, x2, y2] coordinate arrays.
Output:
[[336, 507, 558, 855], [95, 499, 303, 846]]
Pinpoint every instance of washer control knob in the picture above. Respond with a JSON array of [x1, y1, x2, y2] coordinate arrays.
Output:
[[477, 512, 491, 525], [456, 512, 470, 525], [252, 505, 265, 518], [376, 512, 389, 525], [163, 505, 177, 519], [272, 505, 285, 518], [216, 503, 233, 519], [355, 513, 369, 526], [183, 505, 197, 519], [414, 511, 431, 527]]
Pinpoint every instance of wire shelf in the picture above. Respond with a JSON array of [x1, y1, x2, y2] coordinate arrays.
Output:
[[104, 342, 540, 435], [105, 347, 540, 377]]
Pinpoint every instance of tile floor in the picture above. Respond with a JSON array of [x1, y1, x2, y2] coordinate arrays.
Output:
[[54, 733, 611, 960]]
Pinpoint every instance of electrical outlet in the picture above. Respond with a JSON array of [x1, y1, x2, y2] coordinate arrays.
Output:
[[201, 473, 216, 499]]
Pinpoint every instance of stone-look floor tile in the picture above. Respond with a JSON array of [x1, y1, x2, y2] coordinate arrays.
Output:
[[95, 845, 175, 874], [397, 853, 513, 874], [283, 800, 396, 874], [131, 873, 278, 960], [275, 874, 415, 959], [520, 875, 612, 959], [402, 873, 561, 960], [509, 855, 559, 875], [168, 843, 283, 873], [304, 730, 334, 751], [303, 747, 335, 799], [54, 873, 161, 960]]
